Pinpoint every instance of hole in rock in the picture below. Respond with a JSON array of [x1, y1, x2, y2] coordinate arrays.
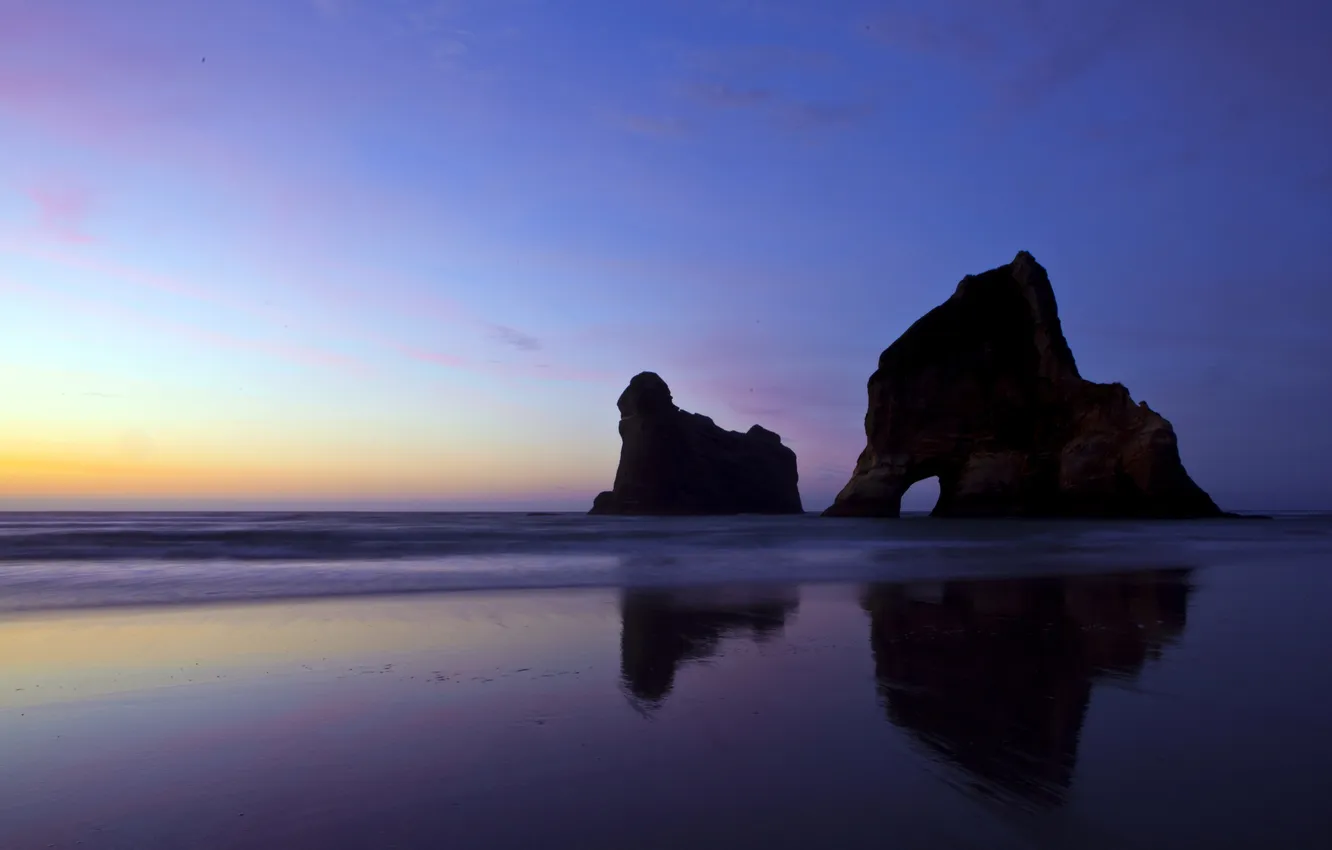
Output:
[[900, 476, 940, 516]]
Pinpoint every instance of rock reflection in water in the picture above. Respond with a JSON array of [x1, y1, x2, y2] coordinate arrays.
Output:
[[863, 568, 1192, 807], [619, 587, 799, 705]]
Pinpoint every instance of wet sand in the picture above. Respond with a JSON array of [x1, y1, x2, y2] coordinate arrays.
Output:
[[4, 564, 1332, 849]]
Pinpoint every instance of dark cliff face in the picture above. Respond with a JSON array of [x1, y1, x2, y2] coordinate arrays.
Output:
[[825, 251, 1222, 518], [590, 372, 804, 516]]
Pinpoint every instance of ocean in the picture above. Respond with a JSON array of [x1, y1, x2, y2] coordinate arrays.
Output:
[[0, 510, 1324, 613], [4, 511, 1332, 848]]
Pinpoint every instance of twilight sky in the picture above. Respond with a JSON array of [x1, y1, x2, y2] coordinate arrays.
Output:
[[1, 0, 1329, 511]]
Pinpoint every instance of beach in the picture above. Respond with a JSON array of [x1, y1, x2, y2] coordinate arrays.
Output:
[[8, 1, 1328, 845], [4, 521, 1332, 849]]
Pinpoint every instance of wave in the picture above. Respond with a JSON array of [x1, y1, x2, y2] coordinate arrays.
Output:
[[0, 511, 1327, 615], [0, 511, 975, 562], [0, 510, 1320, 562]]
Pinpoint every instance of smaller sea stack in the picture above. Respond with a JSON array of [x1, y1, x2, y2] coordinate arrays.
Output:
[[590, 372, 804, 516]]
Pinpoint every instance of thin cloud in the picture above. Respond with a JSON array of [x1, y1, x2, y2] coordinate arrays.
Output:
[[861, 0, 1332, 122], [25, 184, 94, 244], [310, 0, 349, 19], [858, 1, 1137, 110], [677, 43, 839, 77], [669, 38, 863, 133], [273, 259, 594, 378], [397, 344, 616, 384], [397, 345, 471, 369], [408, 0, 467, 32], [0, 244, 385, 378], [612, 322, 875, 493], [0, 274, 369, 376], [781, 100, 876, 131], [620, 113, 689, 139], [853, 0, 1332, 194], [675, 80, 874, 133], [406, 0, 477, 69], [688, 82, 773, 109], [489, 324, 541, 352], [2, 239, 270, 322], [861, 10, 998, 60], [1002, 4, 1139, 109]]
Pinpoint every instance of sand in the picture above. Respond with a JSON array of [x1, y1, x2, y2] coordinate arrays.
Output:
[[3, 567, 1332, 849]]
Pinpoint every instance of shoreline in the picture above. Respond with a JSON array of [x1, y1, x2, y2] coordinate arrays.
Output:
[[0, 557, 1218, 620], [2, 510, 1322, 618], [6, 565, 1332, 849]]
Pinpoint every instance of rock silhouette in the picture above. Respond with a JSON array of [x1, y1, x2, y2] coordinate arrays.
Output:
[[825, 252, 1222, 518], [618, 587, 799, 705], [590, 372, 804, 515], [863, 568, 1192, 807]]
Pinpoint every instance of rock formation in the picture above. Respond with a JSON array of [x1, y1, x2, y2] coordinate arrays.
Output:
[[825, 251, 1223, 518], [590, 372, 804, 515]]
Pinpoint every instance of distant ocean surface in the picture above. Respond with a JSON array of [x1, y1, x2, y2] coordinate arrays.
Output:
[[1, 511, 1328, 614]]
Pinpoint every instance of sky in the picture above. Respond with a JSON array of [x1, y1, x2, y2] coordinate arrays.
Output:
[[1, 0, 1329, 512]]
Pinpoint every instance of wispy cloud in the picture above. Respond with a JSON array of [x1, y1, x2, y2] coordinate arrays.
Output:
[[2, 239, 265, 319], [397, 345, 470, 369], [671, 80, 875, 133], [408, 0, 467, 31], [0, 8, 204, 152], [687, 82, 773, 109], [859, 0, 1332, 128], [860, 11, 997, 61], [24, 184, 95, 244], [676, 43, 839, 77], [601, 320, 871, 497], [489, 324, 541, 352], [857, 0, 1160, 120], [701, 369, 867, 504], [259, 256, 595, 383], [395, 343, 616, 384], [850, 0, 1332, 198], [669, 43, 874, 134], [619, 113, 690, 139], [781, 99, 876, 131], [702, 370, 864, 423], [406, 0, 477, 69], [309, 0, 349, 19], [1002, 4, 1139, 109], [0, 273, 370, 376]]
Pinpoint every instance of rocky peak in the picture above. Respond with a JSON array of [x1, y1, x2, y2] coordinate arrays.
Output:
[[826, 253, 1221, 519], [949, 251, 1080, 387], [617, 371, 676, 419], [593, 373, 804, 516]]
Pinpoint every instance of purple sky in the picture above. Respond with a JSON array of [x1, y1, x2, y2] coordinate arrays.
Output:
[[1, 0, 1329, 511]]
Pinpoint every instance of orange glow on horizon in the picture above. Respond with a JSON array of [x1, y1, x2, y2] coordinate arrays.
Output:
[[0, 441, 611, 501]]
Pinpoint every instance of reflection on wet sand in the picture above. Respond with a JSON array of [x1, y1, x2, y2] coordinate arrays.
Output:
[[863, 568, 1192, 807], [619, 587, 799, 704]]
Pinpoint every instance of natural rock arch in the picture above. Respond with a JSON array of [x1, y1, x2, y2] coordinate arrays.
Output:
[[824, 252, 1222, 519]]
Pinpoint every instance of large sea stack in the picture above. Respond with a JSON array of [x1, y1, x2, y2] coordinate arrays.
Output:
[[825, 252, 1222, 518], [590, 372, 804, 515]]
